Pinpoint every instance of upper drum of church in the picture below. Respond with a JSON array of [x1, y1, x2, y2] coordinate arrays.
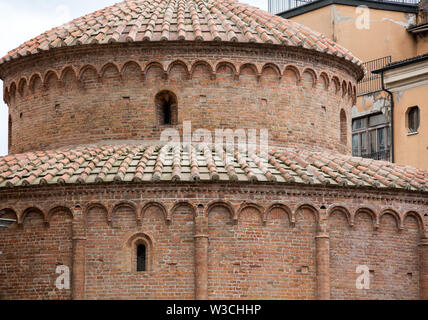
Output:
[[1, 0, 364, 154]]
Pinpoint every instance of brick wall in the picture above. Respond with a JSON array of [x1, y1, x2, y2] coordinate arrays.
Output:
[[208, 206, 316, 299], [329, 210, 421, 299], [0, 209, 72, 300], [85, 204, 195, 299], [2, 43, 356, 155], [0, 183, 426, 300]]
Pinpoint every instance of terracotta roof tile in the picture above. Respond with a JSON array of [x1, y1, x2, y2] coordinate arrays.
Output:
[[0, 143, 426, 192], [0, 0, 362, 67]]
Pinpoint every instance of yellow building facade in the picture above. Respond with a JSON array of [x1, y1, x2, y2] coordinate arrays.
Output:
[[278, 0, 428, 170]]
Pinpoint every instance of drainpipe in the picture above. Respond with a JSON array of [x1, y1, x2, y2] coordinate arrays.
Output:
[[380, 71, 395, 163]]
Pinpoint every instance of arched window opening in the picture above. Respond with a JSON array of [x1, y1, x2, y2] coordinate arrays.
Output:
[[136, 243, 146, 272], [340, 109, 347, 145], [155, 90, 177, 125], [8, 115, 12, 151], [126, 232, 153, 273]]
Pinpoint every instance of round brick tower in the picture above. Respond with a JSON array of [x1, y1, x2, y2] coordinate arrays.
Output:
[[0, 0, 427, 300]]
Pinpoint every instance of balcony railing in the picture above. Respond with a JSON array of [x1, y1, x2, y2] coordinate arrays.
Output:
[[357, 56, 392, 96], [269, 0, 420, 14], [359, 148, 391, 161]]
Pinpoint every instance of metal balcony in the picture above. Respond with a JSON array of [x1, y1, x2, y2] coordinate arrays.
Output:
[[357, 56, 392, 96], [359, 148, 392, 161]]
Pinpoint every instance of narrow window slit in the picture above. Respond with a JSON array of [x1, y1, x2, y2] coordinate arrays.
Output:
[[137, 244, 146, 272]]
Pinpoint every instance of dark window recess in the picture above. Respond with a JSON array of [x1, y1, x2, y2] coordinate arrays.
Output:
[[408, 106, 420, 133], [340, 109, 347, 145], [163, 103, 171, 124], [352, 113, 391, 161], [155, 90, 178, 125], [137, 244, 146, 272], [8, 115, 12, 151]]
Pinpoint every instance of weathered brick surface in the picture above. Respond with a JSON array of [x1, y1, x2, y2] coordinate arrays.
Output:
[[84, 204, 195, 300], [2, 43, 356, 155], [0, 183, 426, 300], [0, 3, 425, 301], [0, 209, 72, 300], [329, 210, 421, 300], [207, 206, 316, 299]]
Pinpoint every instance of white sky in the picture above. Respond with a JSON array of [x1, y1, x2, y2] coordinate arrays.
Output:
[[0, 0, 269, 156]]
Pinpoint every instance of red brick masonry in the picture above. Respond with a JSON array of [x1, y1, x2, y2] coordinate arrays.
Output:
[[0, 0, 426, 300], [0, 182, 427, 299]]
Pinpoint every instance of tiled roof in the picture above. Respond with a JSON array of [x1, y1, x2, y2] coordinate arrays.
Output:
[[0, 143, 426, 192], [0, 0, 362, 67]]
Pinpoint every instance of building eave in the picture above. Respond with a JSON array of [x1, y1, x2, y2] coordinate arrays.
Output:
[[278, 0, 418, 19], [372, 54, 428, 74]]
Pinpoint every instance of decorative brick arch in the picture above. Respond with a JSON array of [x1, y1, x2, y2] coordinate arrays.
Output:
[[328, 205, 353, 227], [144, 61, 166, 81], [261, 63, 281, 80], [167, 59, 190, 80], [204, 200, 236, 221], [265, 203, 294, 225], [215, 61, 237, 79], [60, 65, 78, 81], [341, 80, 347, 98], [78, 64, 99, 82], [295, 203, 320, 223], [121, 60, 143, 81], [319, 72, 329, 91], [355, 207, 378, 230], [8, 82, 16, 105], [43, 70, 60, 89], [17, 78, 28, 97], [21, 206, 47, 226], [348, 81, 353, 100], [170, 201, 197, 220], [331, 76, 340, 94], [302, 68, 317, 88], [236, 202, 265, 225], [60, 66, 79, 90], [47, 206, 74, 224], [191, 60, 215, 80], [112, 201, 138, 224], [239, 63, 259, 78], [141, 201, 169, 223], [85, 202, 109, 224], [379, 208, 402, 231], [283, 65, 301, 83], [0, 207, 19, 225], [100, 62, 121, 82], [403, 211, 425, 231]]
